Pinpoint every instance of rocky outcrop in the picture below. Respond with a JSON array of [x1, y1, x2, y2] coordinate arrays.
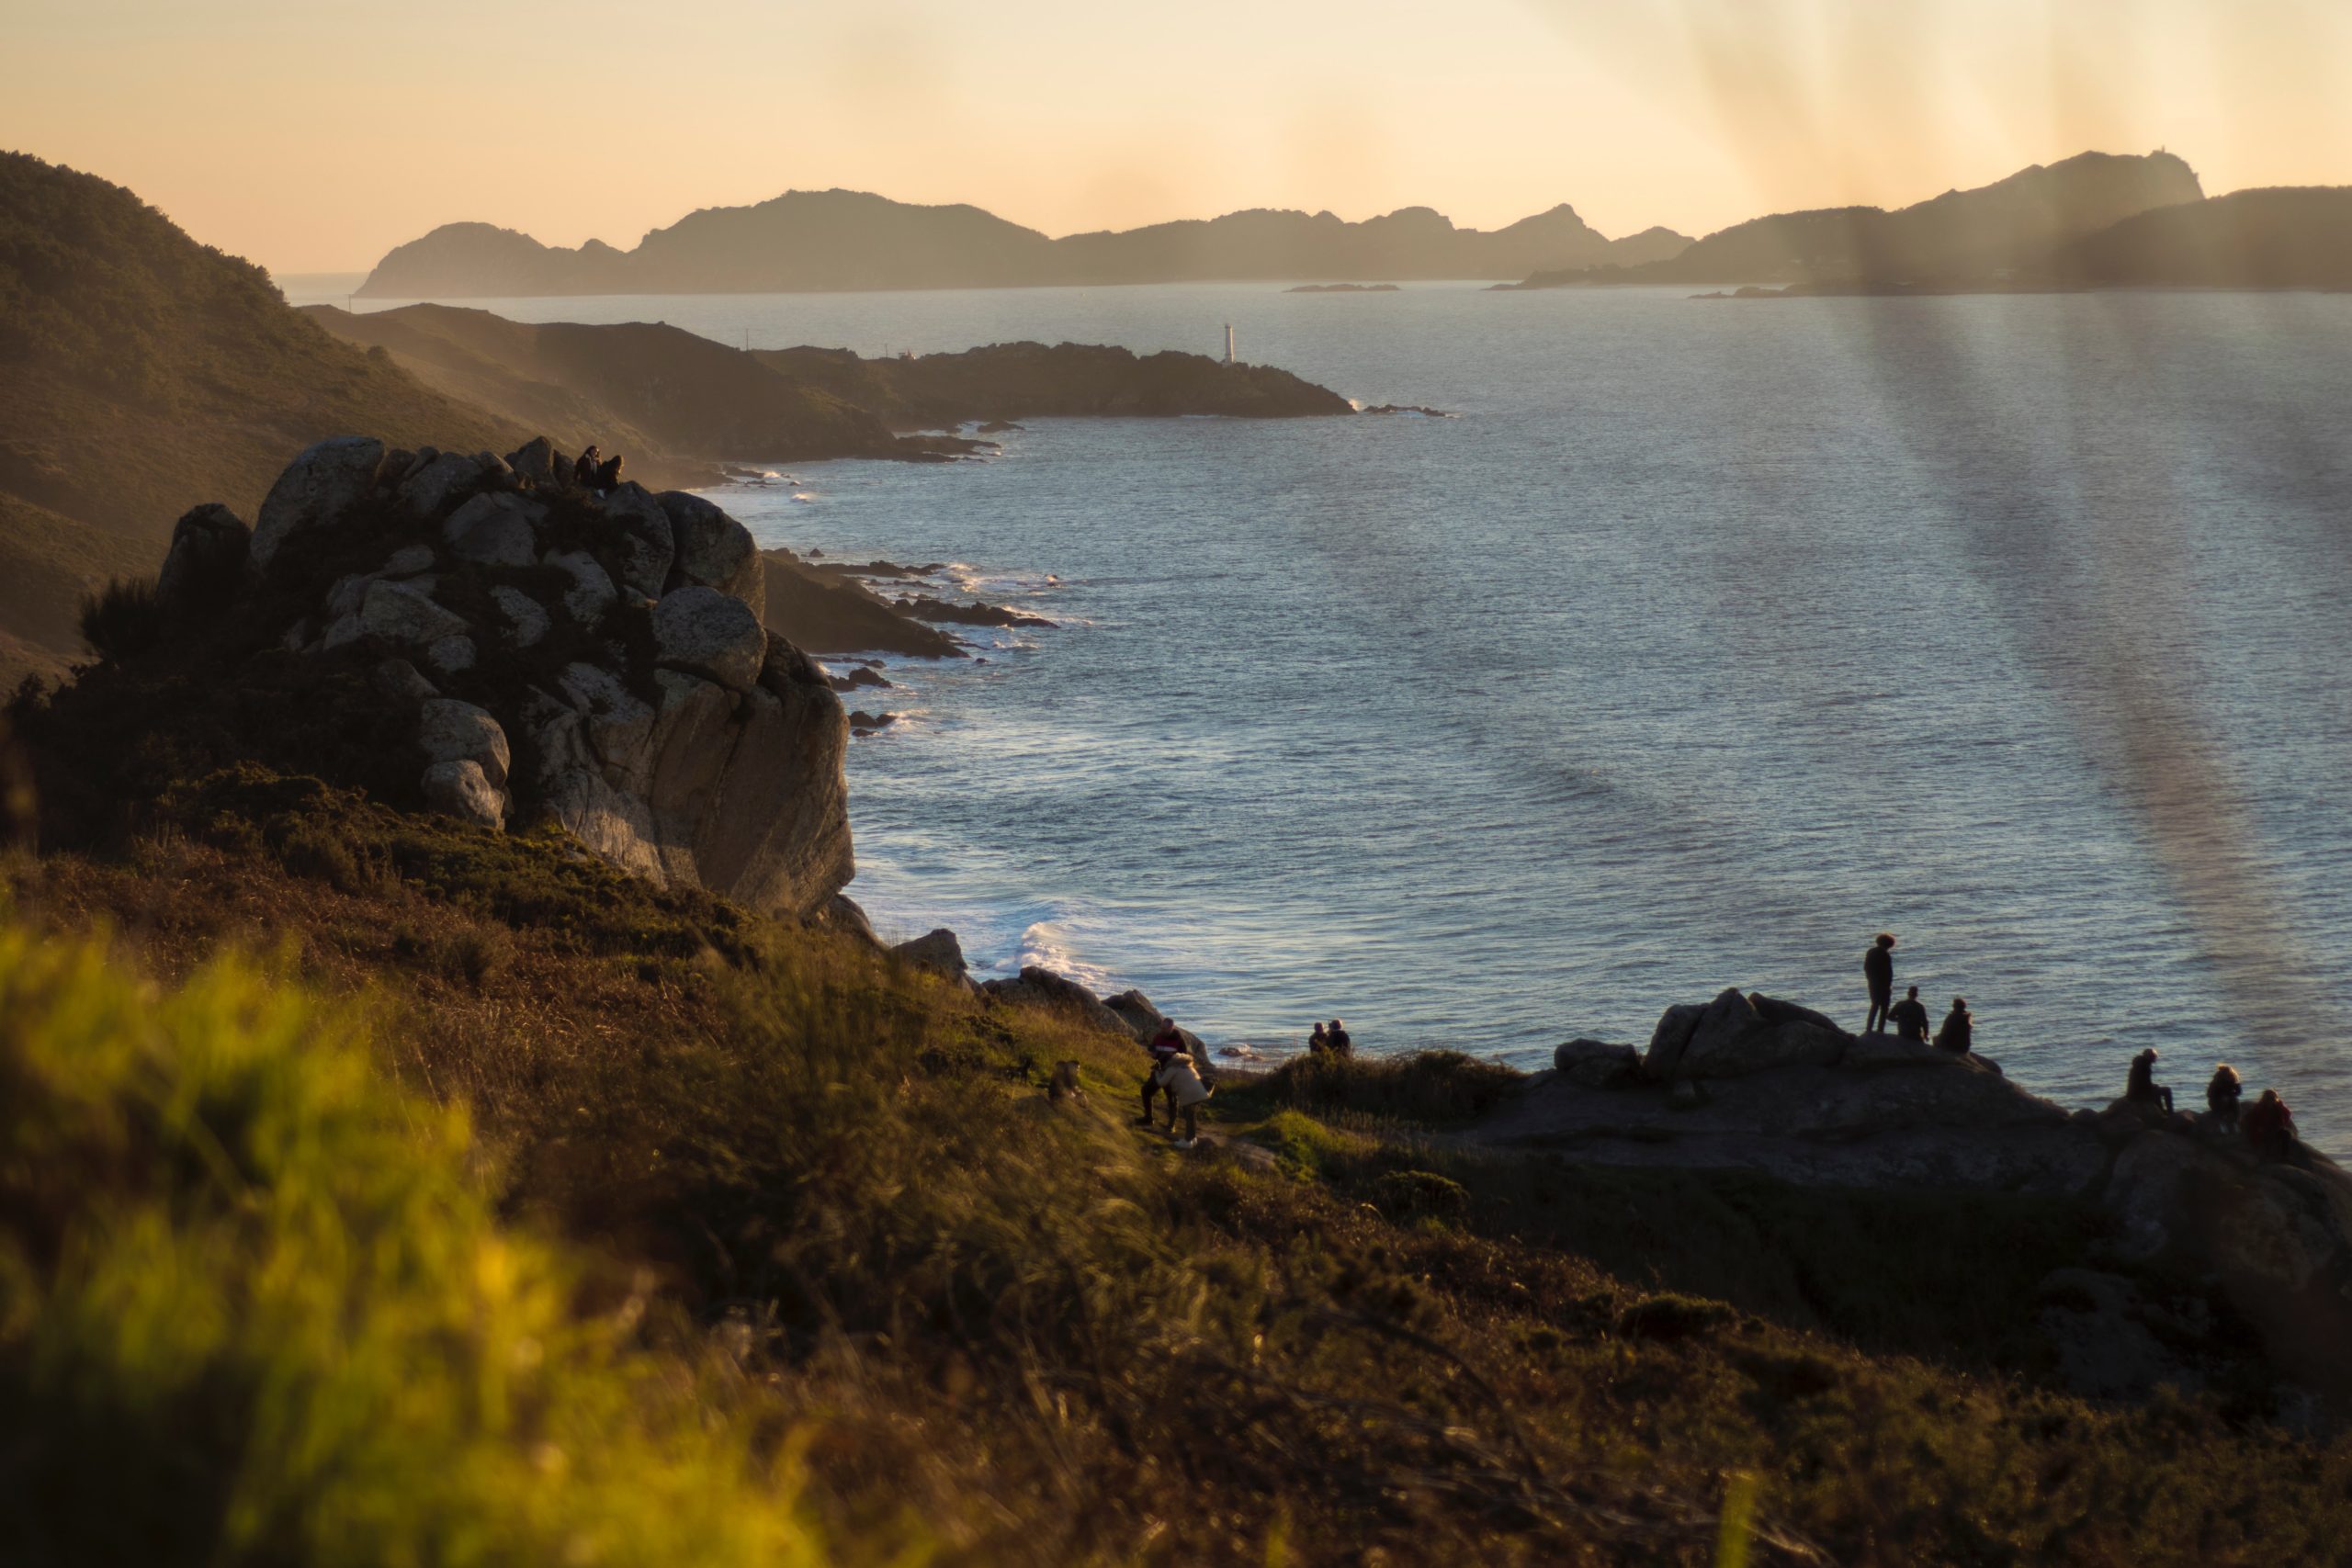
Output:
[[891, 928, 971, 985], [174, 434, 854, 920]]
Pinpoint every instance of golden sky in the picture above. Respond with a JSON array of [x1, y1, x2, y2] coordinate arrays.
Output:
[[5, 0, 2347, 273]]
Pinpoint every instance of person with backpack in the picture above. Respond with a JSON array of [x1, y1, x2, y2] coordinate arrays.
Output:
[[1862, 933, 1896, 1034]]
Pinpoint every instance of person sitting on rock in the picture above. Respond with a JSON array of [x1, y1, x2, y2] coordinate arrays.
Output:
[[2125, 1047, 2174, 1113], [594, 452, 625, 491], [1325, 1018, 1353, 1058], [1862, 933, 1896, 1033], [2205, 1064, 2243, 1134], [1309, 1021, 1330, 1055], [1139, 1019, 1189, 1125], [1931, 996, 1972, 1055], [573, 445, 601, 487], [2245, 1088, 2298, 1161], [1887, 985, 1930, 1044]]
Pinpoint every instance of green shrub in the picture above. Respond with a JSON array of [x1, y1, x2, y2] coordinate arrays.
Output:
[[1261, 1049, 1526, 1124], [0, 925, 828, 1566]]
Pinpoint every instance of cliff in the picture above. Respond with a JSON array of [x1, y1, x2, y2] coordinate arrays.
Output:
[[0, 152, 520, 680], [2053, 186, 2352, 288], [1499, 150, 2204, 288], [356, 188, 1691, 297]]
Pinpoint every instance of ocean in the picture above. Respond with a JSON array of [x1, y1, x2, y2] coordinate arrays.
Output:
[[302, 277, 2352, 1143]]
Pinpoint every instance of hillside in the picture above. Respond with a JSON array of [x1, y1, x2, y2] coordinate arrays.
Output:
[[356, 188, 1692, 297], [1500, 150, 2203, 289], [0, 152, 520, 681], [2055, 186, 2352, 288], [301, 302, 904, 479]]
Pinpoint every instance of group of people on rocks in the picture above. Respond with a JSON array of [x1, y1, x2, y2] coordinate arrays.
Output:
[[1138, 1017, 1212, 1149], [569, 444, 625, 492], [1864, 931, 2304, 1162]]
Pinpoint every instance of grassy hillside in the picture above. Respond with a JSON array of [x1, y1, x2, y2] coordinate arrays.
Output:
[[0, 152, 522, 682], [7, 743, 2351, 1562], [301, 303, 902, 481]]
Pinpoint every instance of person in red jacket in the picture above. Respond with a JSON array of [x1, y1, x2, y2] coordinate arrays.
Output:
[[2245, 1089, 2299, 1162]]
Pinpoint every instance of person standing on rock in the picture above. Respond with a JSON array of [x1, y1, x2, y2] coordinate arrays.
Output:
[[2205, 1064, 2243, 1133], [2126, 1048, 2174, 1113], [1887, 986, 1930, 1044], [1932, 996, 1973, 1055], [1862, 933, 1896, 1033], [2245, 1089, 2298, 1161]]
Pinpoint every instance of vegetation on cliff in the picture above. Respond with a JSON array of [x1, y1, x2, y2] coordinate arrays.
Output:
[[10, 712, 2352, 1560]]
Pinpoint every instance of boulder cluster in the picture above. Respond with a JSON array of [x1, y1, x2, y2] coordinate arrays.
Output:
[[1526, 988, 2352, 1404], [156, 434, 853, 920]]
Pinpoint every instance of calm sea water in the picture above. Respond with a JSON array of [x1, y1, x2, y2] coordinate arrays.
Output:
[[311, 278, 2352, 1143]]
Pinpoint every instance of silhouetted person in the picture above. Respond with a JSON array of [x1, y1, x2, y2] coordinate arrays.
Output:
[[2126, 1048, 2173, 1113], [1308, 1021, 1330, 1055], [1138, 1019, 1187, 1125], [574, 445, 601, 487], [2205, 1064, 2243, 1134], [1932, 996, 1972, 1055], [1887, 985, 1930, 1044], [1324, 1018, 1352, 1058], [2245, 1089, 2298, 1162], [1862, 933, 1896, 1033], [594, 452, 624, 491]]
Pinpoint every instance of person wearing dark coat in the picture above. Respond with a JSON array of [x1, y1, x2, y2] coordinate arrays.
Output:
[[1931, 996, 1973, 1055], [1138, 1019, 1188, 1125], [1862, 933, 1896, 1033], [573, 445, 601, 487], [2205, 1064, 2243, 1133], [1887, 986, 1930, 1044], [594, 453, 624, 491], [2125, 1048, 2174, 1113], [1308, 1022, 1330, 1055], [2245, 1089, 2298, 1161], [1324, 1019, 1352, 1058]]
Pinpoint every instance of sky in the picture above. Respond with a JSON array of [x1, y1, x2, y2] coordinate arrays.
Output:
[[5, 0, 2349, 273]]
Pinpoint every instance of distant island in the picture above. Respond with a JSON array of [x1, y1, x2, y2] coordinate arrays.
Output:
[[1285, 282, 1400, 293], [355, 191, 1694, 298], [1492, 151, 2352, 294]]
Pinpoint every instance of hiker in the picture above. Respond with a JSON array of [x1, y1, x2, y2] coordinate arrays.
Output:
[[1324, 1018, 1353, 1058], [1308, 1021, 1330, 1055], [1887, 985, 1931, 1044], [2245, 1089, 2299, 1162], [573, 445, 601, 487], [2125, 1048, 2174, 1113], [1932, 996, 1973, 1055], [1863, 933, 1896, 1033], [2205, 1064, 2243, 1134], [1157, 1047, 1212, 1148], [1138, 1019, 1188, 1125]]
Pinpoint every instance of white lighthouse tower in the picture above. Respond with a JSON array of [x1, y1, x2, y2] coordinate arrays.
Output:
[[1223, 323, 1236, 367]]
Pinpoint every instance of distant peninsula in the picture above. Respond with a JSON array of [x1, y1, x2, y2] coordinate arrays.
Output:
[[1491, 150, 2352, 295], [356, 191, 1693, 298]]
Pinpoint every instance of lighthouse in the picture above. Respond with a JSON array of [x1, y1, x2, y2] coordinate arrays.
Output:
[[1223, 323, 1236, 367]]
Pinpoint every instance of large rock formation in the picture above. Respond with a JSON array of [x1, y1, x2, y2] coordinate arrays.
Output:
[[160, 434, 853, 919], [1487, 987, 2352, 1403]]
